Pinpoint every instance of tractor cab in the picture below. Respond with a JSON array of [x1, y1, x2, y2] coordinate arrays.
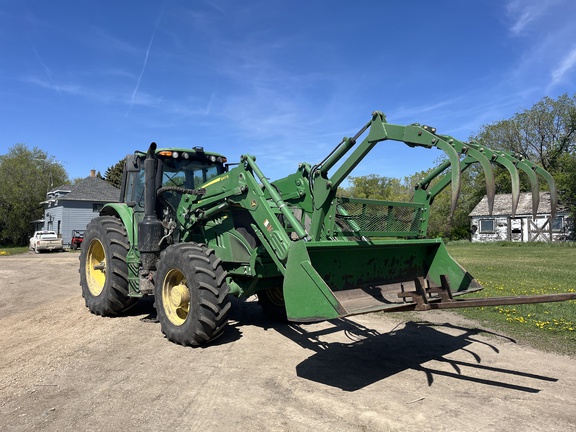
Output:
[[120, 146, 227, 213]]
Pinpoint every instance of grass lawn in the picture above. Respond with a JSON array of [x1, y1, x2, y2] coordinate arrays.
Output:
[[0, 246, 30, 256], [447, 242, 576, 356]]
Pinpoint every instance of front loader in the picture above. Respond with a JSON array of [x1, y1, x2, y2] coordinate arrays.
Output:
[[79, 111, 576, 346]]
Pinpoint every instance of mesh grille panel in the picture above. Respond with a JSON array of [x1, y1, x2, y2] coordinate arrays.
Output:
[[336, 199, 422, 236]]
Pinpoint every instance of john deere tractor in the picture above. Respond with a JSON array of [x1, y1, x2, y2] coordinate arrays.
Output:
[[79, 112, 575, 346]]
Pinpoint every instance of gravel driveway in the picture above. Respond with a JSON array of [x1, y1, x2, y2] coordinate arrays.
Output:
[[1, 252, 575, 431]]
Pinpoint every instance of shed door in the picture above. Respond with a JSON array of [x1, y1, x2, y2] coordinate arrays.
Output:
[[509, 217, 523, 242]]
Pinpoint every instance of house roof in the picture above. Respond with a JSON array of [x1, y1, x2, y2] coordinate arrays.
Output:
[[469, 192, 566, 217], [49, 184, 72, 193], [59, 176, 120, 202]]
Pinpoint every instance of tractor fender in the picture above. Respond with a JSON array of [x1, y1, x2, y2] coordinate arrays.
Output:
[[100, 203, 137, 246]]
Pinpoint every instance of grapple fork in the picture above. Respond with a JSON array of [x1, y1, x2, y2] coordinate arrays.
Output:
[[414, 131, 557, 220]]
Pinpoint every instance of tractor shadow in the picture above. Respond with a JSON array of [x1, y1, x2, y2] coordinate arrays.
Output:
[[227, 297, 557, 393], [282, 319, 557, 392], [128, 296, 558, 394]]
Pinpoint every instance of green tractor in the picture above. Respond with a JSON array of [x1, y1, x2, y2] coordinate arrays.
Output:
[[79, 112, 575, 346]]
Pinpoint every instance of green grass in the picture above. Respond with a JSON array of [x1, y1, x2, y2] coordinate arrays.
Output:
[[0, 246, 30, 256], [447, 242, 576, 356]]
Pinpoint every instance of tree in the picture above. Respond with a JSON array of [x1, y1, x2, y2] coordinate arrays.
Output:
[[471, 93, 576, 221], [0, 144, 68, 245], [104, 159, 125, 188], [345, 174, 401, 200], [555, 153, 576, 221], [471, 93, 576, 176]]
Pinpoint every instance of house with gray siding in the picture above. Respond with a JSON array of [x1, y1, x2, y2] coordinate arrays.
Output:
[[469, 192, 573, 243], [34, 171, 120, 247]]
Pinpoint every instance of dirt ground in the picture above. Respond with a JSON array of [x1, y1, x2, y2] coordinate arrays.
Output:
[[1, 253, 575, 432]]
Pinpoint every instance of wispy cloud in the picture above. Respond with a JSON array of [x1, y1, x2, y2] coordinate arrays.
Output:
[[126, 2, 166, 117], [506, 0, 557, 36], [24, 75, 214, 120], [549, 46, 576, 87], [30, 42, 60, 97], [23, 76, 123, 104], [92, 27, 140, 55], [501, 0, 576, 95]]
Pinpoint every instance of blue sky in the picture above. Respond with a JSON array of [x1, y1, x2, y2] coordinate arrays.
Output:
[[2, 0, 576, 183]]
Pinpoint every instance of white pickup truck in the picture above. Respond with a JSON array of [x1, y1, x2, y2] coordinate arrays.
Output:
[[29, 231, 64, 253]]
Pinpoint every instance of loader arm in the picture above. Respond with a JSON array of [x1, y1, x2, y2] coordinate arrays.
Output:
[[183, 155, 309, 267], [305, 111, 557, 240], [182, 112, 567, 323]]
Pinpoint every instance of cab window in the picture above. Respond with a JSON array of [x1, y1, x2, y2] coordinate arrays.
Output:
[[161, 159, 222, 189], [125, 169, 145, 207]]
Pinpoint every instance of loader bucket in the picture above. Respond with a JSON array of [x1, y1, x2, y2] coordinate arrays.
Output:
[[283, 239, 481, 322]]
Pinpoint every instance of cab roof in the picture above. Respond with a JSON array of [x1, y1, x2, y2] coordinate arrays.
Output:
[[134, 146, 226, 159]]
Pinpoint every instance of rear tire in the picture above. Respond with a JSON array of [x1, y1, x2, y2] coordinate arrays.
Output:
[[79, 216, 137, 315], [154, 243, 231, 346]]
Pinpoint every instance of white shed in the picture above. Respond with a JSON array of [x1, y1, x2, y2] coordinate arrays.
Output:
[[469, 192, 573, 242]]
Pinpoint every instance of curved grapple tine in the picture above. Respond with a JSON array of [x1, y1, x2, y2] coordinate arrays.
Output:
[[492, 155, 520, 217], [499, 152, 540, 219], [466, 143, 521, 216], [434, 139, 461, 217], [525, 161, 558, 220], [466, 147, 496, 215]]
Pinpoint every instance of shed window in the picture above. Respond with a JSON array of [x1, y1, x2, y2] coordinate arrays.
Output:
[[479, 219, 495, 233], [552, 216, 563, 232]]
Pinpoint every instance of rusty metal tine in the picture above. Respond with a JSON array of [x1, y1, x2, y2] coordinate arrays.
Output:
[[467, 143, 521, 217], [498, 152, 540, 219], [434, 139, 461, 217], [493, 155, 520, 217], [525, 161, 558, 220], [465, 146, 496, 215]]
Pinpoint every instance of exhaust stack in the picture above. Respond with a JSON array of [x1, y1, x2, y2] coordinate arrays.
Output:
[[138, 142, 163, 272]]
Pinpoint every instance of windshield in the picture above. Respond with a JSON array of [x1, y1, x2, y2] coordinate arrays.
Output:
[[161, 158, 222, 189], [123, 156, 224, 209]]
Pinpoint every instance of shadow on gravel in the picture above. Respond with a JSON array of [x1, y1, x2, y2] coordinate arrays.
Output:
[[226, 297, 557, 393], [118, 295, 558, 393], [282, 319, 557, 392]]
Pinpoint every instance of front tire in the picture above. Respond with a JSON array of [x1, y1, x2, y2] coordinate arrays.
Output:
[[154, 243, 231, 346], [257, 284, 288, 322], [79, 216, 137, 315]]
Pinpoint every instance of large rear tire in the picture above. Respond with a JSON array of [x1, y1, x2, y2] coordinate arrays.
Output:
[[154, 243, 231, 346], [79, 216, 137, 315]]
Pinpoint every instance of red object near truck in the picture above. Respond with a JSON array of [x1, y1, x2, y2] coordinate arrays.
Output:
[[71, 230, 85, 250]]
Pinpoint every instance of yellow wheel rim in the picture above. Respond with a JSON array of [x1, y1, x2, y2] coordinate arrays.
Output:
[[86, 239, 106, 296], [162, 269, 191, 326]]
